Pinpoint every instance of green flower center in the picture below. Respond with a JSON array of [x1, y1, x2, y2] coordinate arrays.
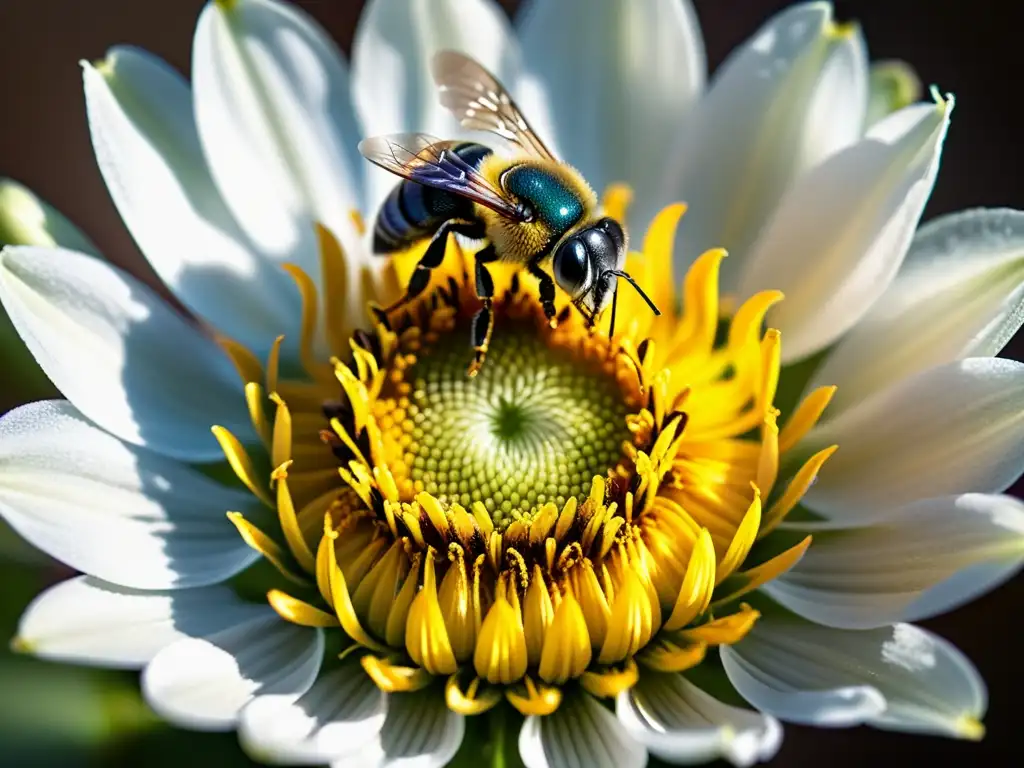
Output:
[[399, 324, 629, 529]]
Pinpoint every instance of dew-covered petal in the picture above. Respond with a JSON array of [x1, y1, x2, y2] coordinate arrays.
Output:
[[809, 208, 1024, 413], [805, 357, 1024, 519], [83, 46, 299, 360], [0, 400, 259, 588], [193, 0, 365, 273], [617, 671, 782, 766], [239, 662, 386, 765], [518, 0, 705, 231], [737, 97, 953, 363], [0, 246, 251, 460], [15, 576, 266, 669], [722, 618, 986, 739], [765, 493, 1024, 629], [352, 0, 518, 210], [669, 2, 867, 289], [519, 692, 645, 768], [330, 686, 464, 768], [143, 611, 323, 731]]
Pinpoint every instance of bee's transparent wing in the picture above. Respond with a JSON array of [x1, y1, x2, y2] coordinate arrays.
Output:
[[358, 133, 526, 220], [431, 51, 557, 162]]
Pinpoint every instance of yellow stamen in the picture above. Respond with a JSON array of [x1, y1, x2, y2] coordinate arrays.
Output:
[[712, 536, 813, 608], [757, 412, 780, 498], [671, 247, 726, 359], [361, 655, 432, 692], [679, 603, 760, 645], [406, 551, 458, 675], [716, 491, 761, 585], [272, 465, 316, 573], [266, 335, 284, 396], [663, 528, 716, 631], [324, 525, 389, 653], [244, 382, 271, 447], [761, 446, 838, 536], [267, 589, 339, 627], [269, 393, 292, 469], [316, 223, 351, 358], [281, 263, 331, 385], [212, 426, 272, 507], [581, 658, 639, 699], [218, 334, 264, 385], [474, 595, 528, 684], [599, 569, 655, 663], [226, 512, 307, 585], [640, 204, 687, 316], [506, 677, 563, 716], [446, 673, 503, 715], [538, 592, 592, 684], [637, 638, 707, 673], [779, 385, 837, 453]]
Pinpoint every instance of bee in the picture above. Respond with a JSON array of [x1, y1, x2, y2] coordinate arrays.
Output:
[[359, 51, 660, 376]]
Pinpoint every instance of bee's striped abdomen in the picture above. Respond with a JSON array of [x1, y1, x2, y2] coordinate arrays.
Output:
[[372, 142, 493, 254]]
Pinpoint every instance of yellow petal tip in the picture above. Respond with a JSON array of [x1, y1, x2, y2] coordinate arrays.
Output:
[[956, 716, 985, 741]]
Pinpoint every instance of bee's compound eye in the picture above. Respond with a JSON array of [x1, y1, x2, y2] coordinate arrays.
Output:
[[598, 217, 625, 250], [553, 238, 591, 295], [580, 227, 619, 271]]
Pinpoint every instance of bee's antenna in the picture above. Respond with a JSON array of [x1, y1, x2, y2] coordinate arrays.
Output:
[[601, 270, 661, 339]]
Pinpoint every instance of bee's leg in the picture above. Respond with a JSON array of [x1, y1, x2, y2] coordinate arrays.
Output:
[[527, 257, 557, 328], [376, 218, 484, 320], [468, 243, 498, 378]]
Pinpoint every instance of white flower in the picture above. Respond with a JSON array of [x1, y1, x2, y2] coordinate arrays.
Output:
[[1, 1, 1023, 767]]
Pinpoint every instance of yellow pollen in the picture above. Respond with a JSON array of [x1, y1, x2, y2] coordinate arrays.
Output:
[[214, 199, 838, 716]]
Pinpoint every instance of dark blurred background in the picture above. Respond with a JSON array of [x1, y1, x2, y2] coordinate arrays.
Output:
[[0, 1, 1020, 766]]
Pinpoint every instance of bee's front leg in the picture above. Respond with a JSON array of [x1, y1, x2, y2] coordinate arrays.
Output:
[[527, 256, 557, 328], [468, 244, 498, 378]]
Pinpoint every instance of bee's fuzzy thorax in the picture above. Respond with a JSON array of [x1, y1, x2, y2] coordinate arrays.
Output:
[[475, 154, 599, 265]]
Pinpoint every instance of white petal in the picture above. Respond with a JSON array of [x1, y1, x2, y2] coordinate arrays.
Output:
[[738, 96, 953, 363], [765, 493, 1024, 629], [331, 686, 464, 768], [805, 357, 1024, 519], [193, 0, 365, 276], [520, 693, 646, 768], [809, 208, 1024, 413], [352, 0, 518, 211], [722, 618, 986, 738], [669, 3, 867, 289], [0, 246, 251, 460], [0, 179, 100, 255], [15, 575, 265, 669], [240, 662, 386, 765], [617, 672, 781, 767], [143, 611, 323, 732], [84, 47, 299, 360], [518, 0, 705, 230], [0, 400, 259, 588]]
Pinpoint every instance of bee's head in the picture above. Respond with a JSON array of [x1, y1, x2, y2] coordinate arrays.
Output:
[[552, 216, 661, 334], [551, 217, 626, 316]]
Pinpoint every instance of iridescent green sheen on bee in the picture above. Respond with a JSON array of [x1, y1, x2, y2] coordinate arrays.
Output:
[[501, 165, 583, 241]]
